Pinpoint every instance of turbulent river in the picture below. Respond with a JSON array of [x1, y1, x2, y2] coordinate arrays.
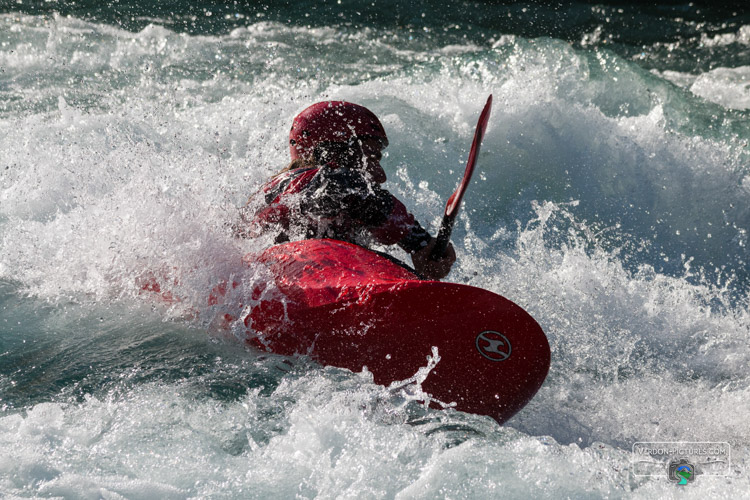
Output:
[[1, 2, 749, 498]]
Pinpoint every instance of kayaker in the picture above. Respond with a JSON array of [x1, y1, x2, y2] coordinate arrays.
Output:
[[236, 101, 456, 280]]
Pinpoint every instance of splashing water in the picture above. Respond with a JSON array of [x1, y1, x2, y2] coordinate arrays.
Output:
[[1, 4, 750, 497]]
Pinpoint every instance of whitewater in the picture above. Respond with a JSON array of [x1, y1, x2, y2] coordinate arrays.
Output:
[[1, 6, 749, 498]]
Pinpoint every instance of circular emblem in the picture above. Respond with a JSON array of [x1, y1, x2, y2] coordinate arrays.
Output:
[[475, 331, 511, 361]]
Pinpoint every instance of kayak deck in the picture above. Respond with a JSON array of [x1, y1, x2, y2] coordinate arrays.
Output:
[[242, 239, 550, 424]]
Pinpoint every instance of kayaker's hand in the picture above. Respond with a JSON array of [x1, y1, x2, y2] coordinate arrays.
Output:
[[411, 238, 456, 280]]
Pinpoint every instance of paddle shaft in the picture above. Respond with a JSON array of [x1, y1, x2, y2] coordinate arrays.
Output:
[[432, 213, 456, 259]]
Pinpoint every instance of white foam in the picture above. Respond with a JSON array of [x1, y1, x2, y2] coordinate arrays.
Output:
[[690, 66, 750, 110], [700, 25, 750, 48], [1, 14, 749, 497], [659, 66, 750, 110], [1, 370, 743, 498]]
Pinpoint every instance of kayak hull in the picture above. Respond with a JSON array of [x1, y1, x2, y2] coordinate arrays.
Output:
[[241, 239, 550, 424]]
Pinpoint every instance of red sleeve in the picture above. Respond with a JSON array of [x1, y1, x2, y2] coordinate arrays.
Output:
[[283, 169, 318, 195], [245, 168, 318, 235], [368, 196, 416, 245]]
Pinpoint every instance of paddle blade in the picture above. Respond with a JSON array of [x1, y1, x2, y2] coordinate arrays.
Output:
[[445, 94, 493, 219], [430, 95, 492, 261]]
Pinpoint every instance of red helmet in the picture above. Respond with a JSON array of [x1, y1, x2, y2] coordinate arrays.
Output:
[[289, 101, 388, 160]]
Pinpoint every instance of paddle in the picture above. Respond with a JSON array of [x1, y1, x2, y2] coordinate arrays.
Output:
[[430, 95, 493, 260]]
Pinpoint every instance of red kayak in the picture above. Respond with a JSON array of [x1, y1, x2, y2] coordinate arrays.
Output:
[[159, 97, 548, 423], [230, 238, 550, 425]]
